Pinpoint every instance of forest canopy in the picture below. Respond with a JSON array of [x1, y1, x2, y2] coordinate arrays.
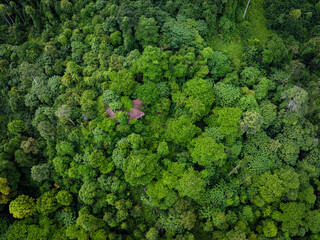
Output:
[[1, 0, 320, 239]]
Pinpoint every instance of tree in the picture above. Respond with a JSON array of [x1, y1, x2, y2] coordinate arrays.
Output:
[[157, 141, 169, 157], [108, 54, 124, 71], [253, 171, 285, 204], [163, 18, 202, 49], [9, 195, 36, 219], [115, 111, 129, 125], [146, 227, 158, 240], [281, 86, 308, 113], [132, 46, 169, 82], [56, 190, 73, 207], [205, 107, 243, 145], [56, 141, 74, 157], [307, 210, 320, 234], [7, 120, 25, 134], [108, 69, 137, 95], [36, 189, 60, 216], [262, 220, 277, 238], [14, 149, 36, 167], [238, 95, 259, 112], [240, 67, 261, 86], [165, 115, 201, 146], [124, 149, 158, 186], [214, 82, 241, 107], [53, 157, 71, 178], [20, 137, 40, 154], [239, 110, 263, 134], [0, 160, 20, 192], [260, 100, 277, 128], [175, 168, 205, 201], [272, 202, 307, 237], [190, 135, 226, 167], [102, 89, 121, 106], [31, 164, 50, 182], [89, 150, 114, 174], [55, 105, 75, 125], [301, 37, 320, 72], [135, 82, 159, 104], [135, 16, 159, 47], [37, 121, 55, 140], [253, 77, 274, 101], [60, 0, 73, 14], [262, 35, 288, 67], [173, 77, 214, 121], [77, 213, 105, 232], [0, 177, 10, 204], [208, 51, 232, 80], [109, 31, 122, 46], [79, 181, 98, 205]]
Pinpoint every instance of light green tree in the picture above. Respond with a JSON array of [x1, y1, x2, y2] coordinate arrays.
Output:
[[239, 110, 263, 134], [9, 195, 36, 219], [191, 135, 226, 167], [165, 115, 201, 146], [7, 120, 25, 134], [124, 149, 158, 186], [135, 16, 159, 47]]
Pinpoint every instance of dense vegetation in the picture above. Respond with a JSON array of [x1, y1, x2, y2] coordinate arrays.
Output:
[[1, 0, 320, 239]]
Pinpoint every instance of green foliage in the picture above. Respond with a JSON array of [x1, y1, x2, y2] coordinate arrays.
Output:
[[56, 141, 74, 157], [262, 220, 277, 237], [124, 149, 158, 186], [20, 137, 40, 154], [239, 110, 263, 135], [190, 135, 226, 167], [56, 190, 73, 206], [135, 16, 159, 47], [9, 195, 36, 219], [165, 115, 201, 146], [55, 105, 73, 123], [135, 82, 160, 104], [307, 210, 320, 234], [7, 120, 25, 134], [208, 51, 232, 80], [1, 1, 320, 238], [240, 67, 261, 87], [175, 168, 205, 201], [206, 107, 243, 145], [31, 164, 50, 182], [157, 141, 169, 157], [109, 69, 137, 95], [262, 35, 288, 66], [14, 149, 35, 167], [214, 82, 241, 107], [76, 214, 105, 232], [89, 150, 114, 174], [281, 86, 308, 113], [238, 95, 259, 112], [163, 18, 202, 49], [132, 46, 169, 82], [37, 121, 55, 140], [102, 90, 121, 106], [0, 160, 20, 192], [260, 100, 277, 128], [272, 202, 307, 237], [79, 181, 98, 205], [173, 77, 214, 121], [109, 31, 122, 47], [146, 227, 158, 240], [36, 189, 60, 216], [253, 171, 285, 203], [0, 177, 10, 204]]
